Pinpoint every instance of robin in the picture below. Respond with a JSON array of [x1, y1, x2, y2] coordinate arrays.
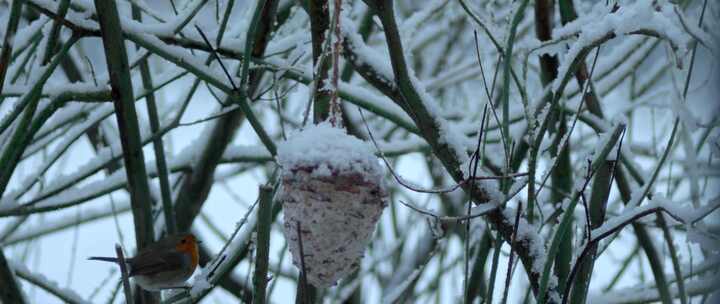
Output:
[[89, 233, 200, 291]]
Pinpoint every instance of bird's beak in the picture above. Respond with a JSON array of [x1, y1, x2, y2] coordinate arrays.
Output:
[[197, 241, 203, 244]]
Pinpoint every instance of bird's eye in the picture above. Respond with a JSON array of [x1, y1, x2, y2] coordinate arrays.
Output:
[[181, 239, 187, 244]]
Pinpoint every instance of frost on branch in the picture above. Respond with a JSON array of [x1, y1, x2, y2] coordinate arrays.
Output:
[[276, 123, 387, 288]]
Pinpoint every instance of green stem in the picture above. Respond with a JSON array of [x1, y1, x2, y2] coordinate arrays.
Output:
[[568, 159, 611, 304], [538, 123, 625, 304], [306, 0, 332, 123], [484, 232, 503, 304], [41, 0, 71, 64], [93, 1, 157, 302], [131, 4, 177, 235], [0, 0, 23, 95], [253, 185, 274, 304], [501, 0, 529, 170], [465, 231, 491, 303], [0, 35, 79, 198], [0, 248, 26, 304], [657, 213, 687, 304]]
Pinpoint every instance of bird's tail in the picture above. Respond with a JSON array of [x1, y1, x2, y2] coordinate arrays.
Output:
[[88, 256, 120, 263]]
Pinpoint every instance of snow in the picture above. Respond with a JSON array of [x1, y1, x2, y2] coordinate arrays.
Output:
[[399, 0, 446, 40], [502, 207, 548, 275], [686, 226, 720, 252], [128, 32, 237, 93], [670, 92, 699, 132], [26, 0, 241, 97], [221, 145, 273, 162], [15, 105, 115, 196], [382, 268, 421, 304], [591, 275, 720, 303], [0, 106, 186, 214], [9, 260, 92, 304], [340, 11, 396, 88], [188, 201, 258, 299], [591, 200, 662, 240], [120, 0, 207, 36], [424, 59, 478, 91], [188, 266, 213, 294], [262, 31, 306, 60], [337, 82, 413, 128], [552, 0, 691, 92], [686, 195, 720, 223], [592, 39, 657, 96], [589, 196, 695, 242], [276, 122, 383, 181], [9, 15, 50, 58], [1, 200, 131, 246]]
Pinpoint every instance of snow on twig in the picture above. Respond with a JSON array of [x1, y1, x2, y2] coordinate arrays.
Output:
[[10, 260, 92, 304]]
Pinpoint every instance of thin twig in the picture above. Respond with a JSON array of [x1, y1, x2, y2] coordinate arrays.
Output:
[[536, 44, 603, 197], [115, 244, 133, 304], [580, 161, 595, 242], [474, 32, 509, 166], [465, 104, 488, 300], [396, 187, 524, 224], [177, 105, 241, 127], [501, 201, 523, 304], [474, 31, 493, 104], [358, 108, 526, 195], [195, 25, 239, 92], [561, 202, 688, 304]]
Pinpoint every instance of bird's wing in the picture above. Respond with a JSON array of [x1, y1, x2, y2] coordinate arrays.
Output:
[[128, 251, 184, 276]]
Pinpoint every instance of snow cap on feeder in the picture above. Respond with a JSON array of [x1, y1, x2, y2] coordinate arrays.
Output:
[[276, 122, 387, 288]]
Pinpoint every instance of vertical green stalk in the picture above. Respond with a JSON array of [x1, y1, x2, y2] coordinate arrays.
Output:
[[93, 0, 156, 302], [465, 230, 491, 303], [41, 0, 71, 64], [535, 0, 572, 291], [558, 0, 603, 118], [551, 107, 573, 292], [538, 124, 624, 304], [305, 0, 332, 123], [0, 0, 23, 95], [569, 160, 611, 304], [9, 35, 42, 85], [527, 0, 574, 226], [0, 248, 26, 304], [484, 232, 504, 304], [501, 0, 529, 171], [173, 2, 281, 300], [239, 0, 267, 94], [131, 4, 177, 235], [657, 214, 687, 304], [525, 0, 552, 221], [173, 0, 279, 233], [94, 0, 155, 249], [253, 185, 274, 304], [614, 169, 673, 304], [558, 0, 577, 25], [634, 225, 672, 304], [614, 2, 707, 303], [232, 0, 277, 156]]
